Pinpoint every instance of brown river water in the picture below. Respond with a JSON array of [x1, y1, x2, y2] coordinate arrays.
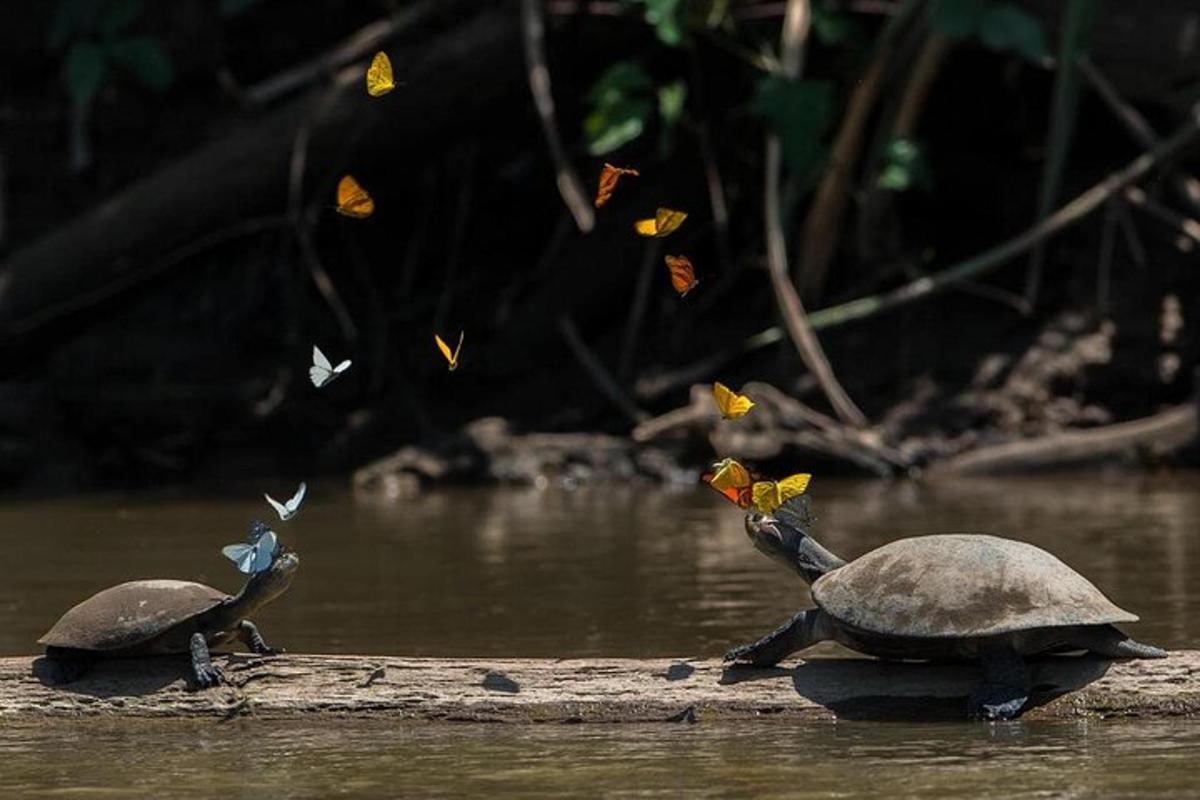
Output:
[[0, 475, 1198, 797]]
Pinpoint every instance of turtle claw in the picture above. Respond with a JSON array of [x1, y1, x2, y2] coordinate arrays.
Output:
[[192, 663, 225, 690]]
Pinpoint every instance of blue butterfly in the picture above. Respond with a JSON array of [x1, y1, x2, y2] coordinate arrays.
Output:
[[222, 520, 278, 574]]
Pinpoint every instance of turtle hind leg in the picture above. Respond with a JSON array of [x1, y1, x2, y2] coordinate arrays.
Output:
[[724, 609, 830, 667], [1074, 625, 1167, 659], [39, 646, 97, 685], [189, 633, 224, 689], [969, 649, 1030, 721], [237, 620, 282, 656]]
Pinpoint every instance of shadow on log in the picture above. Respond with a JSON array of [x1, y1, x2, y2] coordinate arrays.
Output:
[[2, 653, 1197, 722]]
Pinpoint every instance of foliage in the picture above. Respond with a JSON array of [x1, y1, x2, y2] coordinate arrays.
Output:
[[49, 0, 173, 111], [877, 138, 931, 192], [755, 76, 834, 177], [584, 62, 687, 156], [931, 0, 1049, 62]]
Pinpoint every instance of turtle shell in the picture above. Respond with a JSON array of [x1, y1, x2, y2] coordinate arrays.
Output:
[[39, 580, 228, 651], [811, 534, 1137, 639]]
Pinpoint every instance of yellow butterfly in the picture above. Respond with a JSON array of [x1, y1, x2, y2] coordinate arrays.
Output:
[[713, 382, 754, 420], [634, 207, 687, 238], [434, 331, 464, 371], [366, 52, 395, 97], [750, 474, 812, 515], [703, 457, 755, 507], [336, 175, 374, 218]]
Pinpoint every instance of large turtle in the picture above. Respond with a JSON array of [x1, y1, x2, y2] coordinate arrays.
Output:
[[725, 497, 1165, 719], [38, 548, 298, 688]]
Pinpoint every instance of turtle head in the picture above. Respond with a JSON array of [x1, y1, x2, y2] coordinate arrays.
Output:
[[243, 548, 299, 608], [745, 512, 805, 573], [744, 496, 844, 585]]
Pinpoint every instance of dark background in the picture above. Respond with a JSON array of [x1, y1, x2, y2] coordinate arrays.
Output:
[[0, 0, 1198, 492]]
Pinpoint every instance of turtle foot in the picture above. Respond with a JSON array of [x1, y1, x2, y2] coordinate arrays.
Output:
[[968, 685, 1028, 721], [723, 640, 780, 667], [191, 662, 225, 690]]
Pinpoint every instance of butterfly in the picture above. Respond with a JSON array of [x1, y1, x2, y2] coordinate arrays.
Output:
[[222, 523, 278, 575], [702, 457, 756, 508], [366, 51, 396, 97], [634, 207, 687, 238], [265, 482, 307, 521], [750, 474, 812, 515], [434, 331, 464, 371], [712, 382, 754, 419], [310, 345, 352, 388], [665, 255, 698, 297], [336, 175, 374, 218], [594, 163, 639, 208]]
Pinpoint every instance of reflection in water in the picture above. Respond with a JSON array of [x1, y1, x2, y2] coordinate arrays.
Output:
[[0, 475, 1197, 658], [0, 476, 1197, 797], [1, 719, 1199, 799]]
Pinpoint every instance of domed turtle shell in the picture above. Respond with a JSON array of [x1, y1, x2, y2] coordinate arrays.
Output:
[[39, 580, 228, 651], [811, 534, 1137, 639]]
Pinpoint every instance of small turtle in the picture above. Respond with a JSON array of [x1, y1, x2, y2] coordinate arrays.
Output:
[[38, 548, 298, 689], [725, 497, 1165, 720]]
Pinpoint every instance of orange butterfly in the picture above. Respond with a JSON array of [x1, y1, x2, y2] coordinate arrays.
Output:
[[634, 207, 687, 238], [702, 457, 756, 508], [665, 255, 698, 297], [434, 331, 464, 371], [336, 175, 374, 218], [594, 163, 639, 208]]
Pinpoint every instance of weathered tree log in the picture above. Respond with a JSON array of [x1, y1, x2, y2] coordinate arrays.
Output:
[[2, 652, 1197, 721], [930, 402, 1199, 475]]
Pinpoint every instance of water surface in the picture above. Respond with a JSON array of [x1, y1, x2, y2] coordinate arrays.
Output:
[[0, 475, 1198, 797]]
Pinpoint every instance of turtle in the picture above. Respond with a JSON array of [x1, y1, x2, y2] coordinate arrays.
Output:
[[38, 548, 299, 689], [724, 496, 1166, 720]]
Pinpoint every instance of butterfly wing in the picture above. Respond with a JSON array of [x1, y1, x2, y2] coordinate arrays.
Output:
[[287, 482, 308, 514], [713, 382, 754, 419], [310, 346, 332, 387], [775, 473, 812, 503], [336, 175, 374, 218], [435, 333, 462, 370], [634, 217, 659, 237], [222, 543, 255, 574], [264, 493, 288, 520], [366, 51, 395, 97], [250, 530, 278, 573], [247, 520, 272, 544], [707, 457, 752, 492], [654, 207, 688, 237], [665, 255, 698, 297], [594, 164, 638, 208], [751, 481, 782, 514], [333, 360, 352, 374]]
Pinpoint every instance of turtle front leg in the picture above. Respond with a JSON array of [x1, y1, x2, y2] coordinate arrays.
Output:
[[189, 632, 224, 689], [724, 609, 830, 667], [237, 620, 282, 655], [969, 649, 1030, 721]]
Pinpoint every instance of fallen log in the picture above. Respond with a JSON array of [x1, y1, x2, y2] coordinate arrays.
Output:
[[929, 402, 1199, 475], [2, 652, 1197, 722]]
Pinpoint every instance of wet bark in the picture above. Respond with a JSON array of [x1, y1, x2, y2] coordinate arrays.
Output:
[[2, 652, 1197, 722]]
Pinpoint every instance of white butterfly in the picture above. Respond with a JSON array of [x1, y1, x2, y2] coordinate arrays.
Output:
[[310, 345, 351, 388], [222, 529, 278, 575], [265, 482, 307, 521]]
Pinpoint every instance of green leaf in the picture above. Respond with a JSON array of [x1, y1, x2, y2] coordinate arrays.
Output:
[[656, 81, 686, 127], [812, 9, 855, 46], [63, 40, 108, 109], [587, 61, 652, 107], [48, 0, 104, 50], [218, 0, 262, 18], [585, 98, 653, 155], [642, 0, 686, 47], [930, 0, 986, 38], [755, 76, 834, 176], [978, 4, 1049, 62], [877, 137, 930, 192], [107, 36, 172, 90], [98, 0, 144, 36]]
